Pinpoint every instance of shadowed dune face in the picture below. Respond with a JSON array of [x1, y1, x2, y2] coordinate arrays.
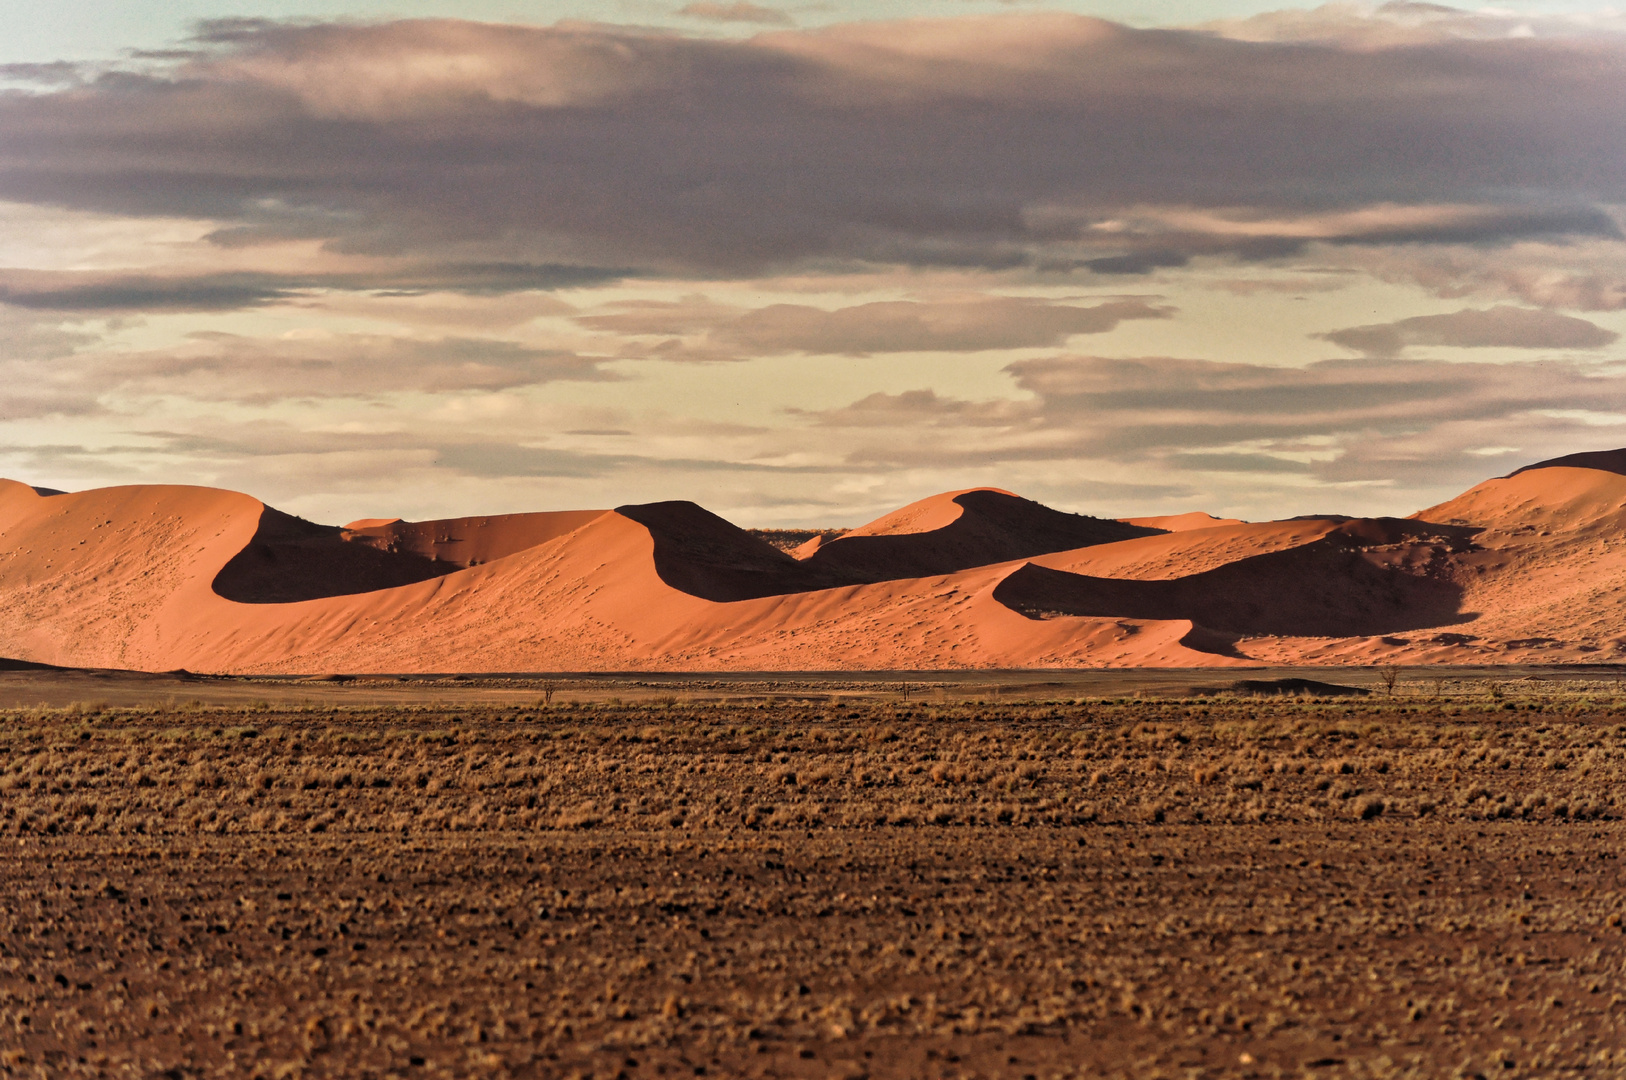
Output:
[[214, 507, 610, 603], [212, 508, 451, 603], [1509, 449, 1626, 477], [614, 501, 838, 602], [801, 488, 1163, 584], [623, 489, 1165, 602], [994, 518, 1478, 641]]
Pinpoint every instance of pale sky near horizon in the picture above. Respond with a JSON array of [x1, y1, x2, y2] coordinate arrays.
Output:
[[5, 1, 1626, 527]]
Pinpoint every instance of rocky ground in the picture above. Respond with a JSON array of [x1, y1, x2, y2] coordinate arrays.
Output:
[[2, 689, 1624, 1078]]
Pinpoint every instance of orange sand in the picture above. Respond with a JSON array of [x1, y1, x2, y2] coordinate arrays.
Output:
[[4, 451, 1626, 672], [1122, 512, 1245, 532]]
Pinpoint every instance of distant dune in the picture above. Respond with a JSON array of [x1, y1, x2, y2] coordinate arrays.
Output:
[[5, 452, 1626, 672]]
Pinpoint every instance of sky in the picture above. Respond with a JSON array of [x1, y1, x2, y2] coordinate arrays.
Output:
[[5, 1, 1626, 526]]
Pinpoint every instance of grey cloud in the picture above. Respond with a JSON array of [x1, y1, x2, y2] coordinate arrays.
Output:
[[2, 14, 1625, 284], [1202, 3, 1626, 46], [0, 264, 629, 313], [0, 62, 89, 87], [0, 308, 96, 361], [1081, 252, 1191, 276], [1320, 306, 1619, 357], [679, 3, 793, 26], [0, 276, 296, 312], [70, 333, 619, 404], [0, 311, 104, 418], [1052, 206, 1623, 280], [796, 388, 1027, 427], [0, 388, 103, 421], [120, 423, 824, 484], [579, 296, 1169, 356], [432, 443, 635, 479], [131, 425, 472, 460], [122, 427, 743, 483], [1323, 206, 1620, 248], [1333, 238, 1626, 311], [1169, 452, 1311, 474], [800, 353, 1626, 485], [428, 443, 837, 480]]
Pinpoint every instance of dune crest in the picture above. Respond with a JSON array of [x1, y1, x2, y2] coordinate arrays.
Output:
[[6, 452, 1626, 672], [800, 488, 1162, 583], [1122, 512, 1245, 532]]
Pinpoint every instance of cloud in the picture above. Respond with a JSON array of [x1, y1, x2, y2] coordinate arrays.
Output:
[[0, 273, 298, 312], [577, 295, 1169, 356], [11, 8, 1626, 524], [44, 333, 619, 407], [0, 387, 103, 421], [679, 3, 793, 26], [797, 353, 1626, 493], [0, 307, 95, 361], [1201, 2, 1626, 47], [1, 13, 1624, 285], [1319, 306, 1619, 357], [0, 62, 89, 88], [431, 442, 635, 478], [1331, 236, 1626, 311], [0, 309, 104, 418], [0, 265, 629, 313]]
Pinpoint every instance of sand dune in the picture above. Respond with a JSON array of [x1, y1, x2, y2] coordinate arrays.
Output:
[[797, 488, 1161, 582], [340, 509, 608, 569], [5, 452, 1626, 672], [1121, 511, 1245, 532]]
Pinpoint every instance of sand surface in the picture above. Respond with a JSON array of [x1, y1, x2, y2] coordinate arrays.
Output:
[[4, 451, 1626, 673]]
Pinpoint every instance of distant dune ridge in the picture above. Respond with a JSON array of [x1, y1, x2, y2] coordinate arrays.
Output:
[[5, 451, 1626, 673]]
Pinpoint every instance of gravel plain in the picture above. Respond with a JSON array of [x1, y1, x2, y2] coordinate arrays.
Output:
[[2, 681, 1624, 1078]]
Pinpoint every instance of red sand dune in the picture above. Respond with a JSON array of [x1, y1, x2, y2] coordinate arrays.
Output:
[[5, 451, 1626, 672], [1121, 511, 1245, 532]]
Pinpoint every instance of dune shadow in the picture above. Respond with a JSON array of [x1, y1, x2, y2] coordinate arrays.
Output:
[[215, 506, 611, 605], [213, 508, 457, 604], [1510, 449, 1626, 478], [619, 491, 1165, 603], [616, 501, 843, 602], [994, 518, 1478, 640]]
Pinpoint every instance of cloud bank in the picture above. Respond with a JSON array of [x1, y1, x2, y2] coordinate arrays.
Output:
[[2, 11, 1624, 294], [577, 296, 1170, 358]]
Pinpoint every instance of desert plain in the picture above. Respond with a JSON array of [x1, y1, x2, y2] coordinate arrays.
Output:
[[1, 668, 1624, 1079]]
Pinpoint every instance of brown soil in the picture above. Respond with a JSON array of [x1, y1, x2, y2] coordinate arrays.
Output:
[[2, 680, 1624, 1078]]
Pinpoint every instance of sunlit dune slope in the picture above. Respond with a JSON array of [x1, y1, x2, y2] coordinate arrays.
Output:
[[8, 450, 1626, 672], [1121, 512, 1245, 532], [340, 510, 608, 569]]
